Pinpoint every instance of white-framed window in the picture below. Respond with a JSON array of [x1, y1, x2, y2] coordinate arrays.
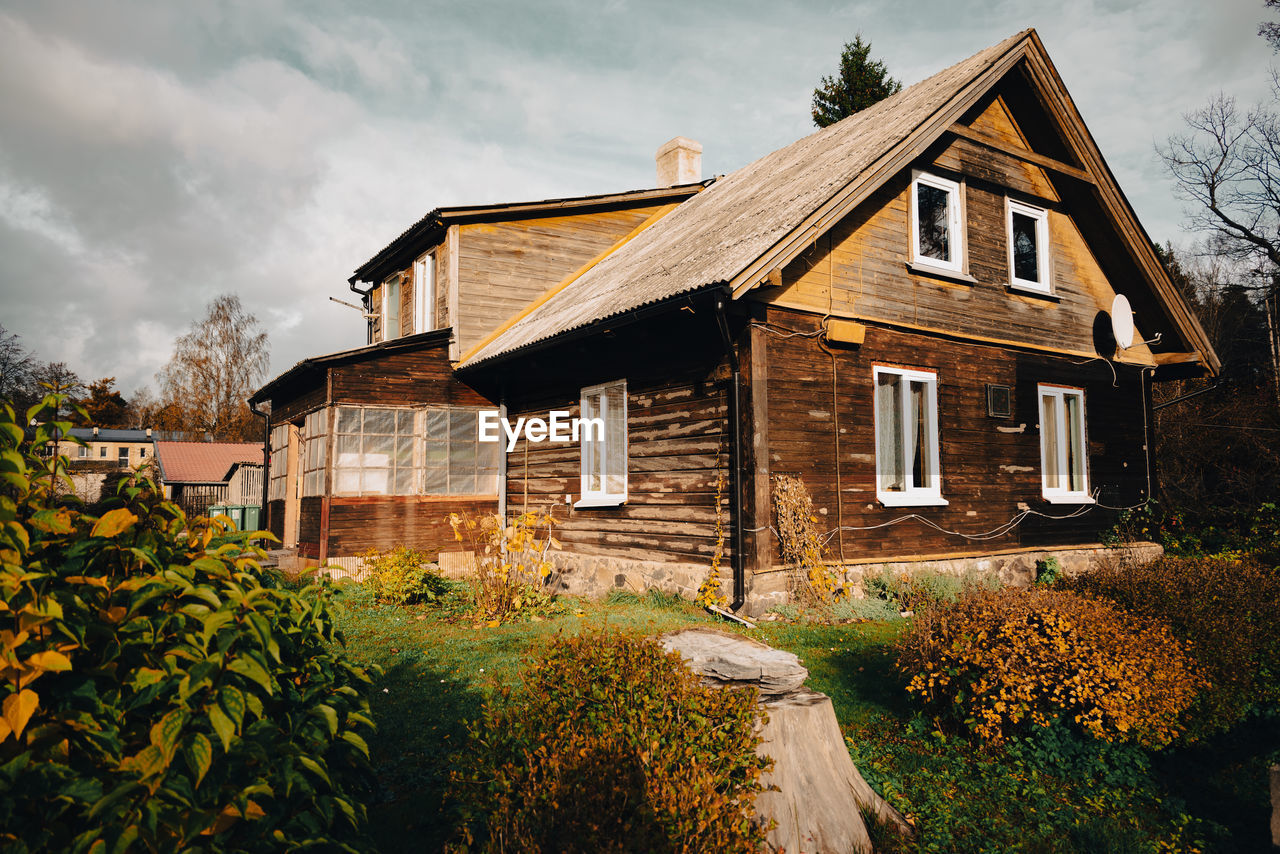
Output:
[[268, 424, 288, 501], [301, 409, 328, 497], [1007, 199, 1051, 293], [873, 366, 946, 506], [578, 380, 627, 506], [382, 275, 401, 342], [414, 253, 434, 334], [910, 171, 964, 273], [78, 445, 88, 458], [1037, 384, 1092, 503]]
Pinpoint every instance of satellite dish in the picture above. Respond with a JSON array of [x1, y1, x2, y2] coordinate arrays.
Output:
[[1110, 294, 1135, 349]]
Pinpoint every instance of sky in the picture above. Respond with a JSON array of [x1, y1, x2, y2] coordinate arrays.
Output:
[[0, 0, 1274, 397]]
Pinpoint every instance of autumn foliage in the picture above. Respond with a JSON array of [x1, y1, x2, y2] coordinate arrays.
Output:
[[453, 633, 770, 853], [0, 395, 375, 851], [1070, 555, 1280, 737], [896, 587, 1205, 748]]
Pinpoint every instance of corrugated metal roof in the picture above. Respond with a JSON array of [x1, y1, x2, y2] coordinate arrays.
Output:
[[154, 441, 262, 484], [459, 31, 1031, 368]]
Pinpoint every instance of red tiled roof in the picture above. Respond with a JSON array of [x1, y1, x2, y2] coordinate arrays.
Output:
[[154, 441, 262, 484]]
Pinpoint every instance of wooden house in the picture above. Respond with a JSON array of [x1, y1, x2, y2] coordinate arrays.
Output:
[[254, 30, 1218, 610]]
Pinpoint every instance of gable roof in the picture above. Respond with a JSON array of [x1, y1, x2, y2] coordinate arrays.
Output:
[[154, 441, 262, 484], [459, 29, 1218, 375], [65, 428, 153, 443]]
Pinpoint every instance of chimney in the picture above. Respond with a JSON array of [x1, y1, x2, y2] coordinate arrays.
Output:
[[92, 426, 99, 437], [655, 137, 702, 187], [146, 428, 152, 438]]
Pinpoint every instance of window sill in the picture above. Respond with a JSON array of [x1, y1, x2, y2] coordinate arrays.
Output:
[[1042, 493, 1095, 505], [574, 496, 626, 509], [877, 493, 950, 508], [907, 261, 976, 285], [1008, 283, 1060, 301]]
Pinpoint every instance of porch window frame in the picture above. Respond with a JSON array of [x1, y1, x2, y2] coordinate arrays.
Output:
[[872, 365, 948, 507]]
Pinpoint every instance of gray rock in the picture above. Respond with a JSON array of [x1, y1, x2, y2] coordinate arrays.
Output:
[[658, 628, 808, 696]]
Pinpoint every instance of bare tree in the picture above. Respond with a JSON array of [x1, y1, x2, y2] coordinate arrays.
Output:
[[0, 323, 40, 411], [1158, 84, 1280, 400], [157, 294, 270, 441]]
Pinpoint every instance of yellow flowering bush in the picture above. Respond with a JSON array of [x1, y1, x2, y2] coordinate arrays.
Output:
[[896, 588, 1205, 748], [358, 546, 448, 606], [447, 510, 559, 623]]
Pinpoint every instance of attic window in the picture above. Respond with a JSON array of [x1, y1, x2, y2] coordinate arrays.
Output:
[[1007, 200, 1051, 293], [910, 171, 964, 274]]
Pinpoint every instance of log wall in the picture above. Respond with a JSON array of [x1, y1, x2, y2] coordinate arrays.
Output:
[[324, 495, 498, 558], [762, 306, 1149, 561]]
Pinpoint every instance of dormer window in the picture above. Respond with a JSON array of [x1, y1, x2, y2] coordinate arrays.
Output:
[[1007, 200, 1051, 293], [910, 171, 964, 274]]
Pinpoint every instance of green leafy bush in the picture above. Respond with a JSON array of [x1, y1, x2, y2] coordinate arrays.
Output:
[[453, 632, 770, 852], [0, 396, 376, 852], [1034, 556, 1063, 586], [896, 587, 1204, 747], [1071, 554, 1280, 736], [863, 567, 993, 611], [358, 545, 449, 606]]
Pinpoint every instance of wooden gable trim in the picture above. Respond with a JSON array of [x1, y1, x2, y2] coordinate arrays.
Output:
[[728, 41, 1028, 300], [730, 31, 1220, 377], [947, 123, 1094, 184], [456, 202, 683, 367], [1015, 34, 1219, 374]]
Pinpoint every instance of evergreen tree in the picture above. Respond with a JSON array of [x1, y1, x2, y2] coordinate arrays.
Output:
[[811, 34, 903, 128]]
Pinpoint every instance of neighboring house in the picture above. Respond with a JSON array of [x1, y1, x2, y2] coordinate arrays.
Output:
[[253, 30, 1218, 612], [48, 427, 157, 504], [153, 441, 263, 517], [62, 427, 155, 469]]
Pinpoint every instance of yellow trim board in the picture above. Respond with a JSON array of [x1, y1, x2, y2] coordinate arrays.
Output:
[[456, 202, 683, 367]]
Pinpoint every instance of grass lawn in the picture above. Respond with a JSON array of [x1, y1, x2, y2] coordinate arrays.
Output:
[[333, 582, 1277, 853]]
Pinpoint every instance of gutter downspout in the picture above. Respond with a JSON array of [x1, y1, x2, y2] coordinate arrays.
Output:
[[714, 296, 746, 612], [249, 399, 270, 537], [349, 280, 374, 345], [497, 388, 508, 522]]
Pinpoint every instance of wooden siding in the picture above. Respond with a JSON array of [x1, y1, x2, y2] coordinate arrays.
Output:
[[322, 495, 497, 558], [506, 381, 731, 564], [495, 308, 735, 567], [455, 207, 664, 355], [271, 381, 326, 425], [328, 340, 491, 409], [763, 306, 1148, 562]]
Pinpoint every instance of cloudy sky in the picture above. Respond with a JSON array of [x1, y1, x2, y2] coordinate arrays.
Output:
[[0, 0, 1273, 397]]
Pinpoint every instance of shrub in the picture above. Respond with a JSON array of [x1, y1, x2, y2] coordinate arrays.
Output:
[[773, 474, 843, 604], [447, 510, 559, 623], [359, 545, 449, 606], [896, 587, 1204, 747], [1070, 554, 1280, 736], [863, 567, 993, 611], [453, 633, 770, 852], [0, 396, 376, 852]]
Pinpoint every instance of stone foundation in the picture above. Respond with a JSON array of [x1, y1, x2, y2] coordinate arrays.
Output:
[[545, 542, 1163, 617]]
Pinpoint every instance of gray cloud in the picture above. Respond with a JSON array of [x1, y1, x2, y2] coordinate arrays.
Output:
[[0, 0, 1272, 397]]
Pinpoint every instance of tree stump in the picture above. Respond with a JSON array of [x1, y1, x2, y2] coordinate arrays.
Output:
[[660, 628, 912, 853]]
